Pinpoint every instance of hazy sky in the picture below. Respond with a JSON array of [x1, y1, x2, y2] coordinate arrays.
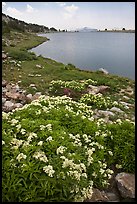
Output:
[[2, 2, 135, 30]]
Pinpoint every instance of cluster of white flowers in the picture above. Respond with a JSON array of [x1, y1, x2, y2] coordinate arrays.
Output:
[[40, 125, 46, 131], [82, 134, 91, 143], [68, 133, 82, 147], [108, 150, 113, 156], [35, 109, 41, 115], [115, 119, 122, 124], [86, 148, 94, 166], [113, 101, 118, 106], [10, 119, 18, 125], [10, 138, 24, 150], [20, 128, 26, 135], [38, 95, 94, 120], [106, 169, 114, 179], [16, 153, 27, 162], [2, 140, 5, 145], [116, 164, 122, 169], [27, 132, 37, 142], [46, 136, 53, 142], [56, 146, 67, 154], [33, 150, 48, 163], [67, 170, 81, 181], [43, 165, 55, 177], [2, 112, 10, 119], [37, 141, 43, 146], [81, 181, 93, 200], [46, 124, 52, 131], [49, 79, 97, 93], [16, 124, 22, 131]]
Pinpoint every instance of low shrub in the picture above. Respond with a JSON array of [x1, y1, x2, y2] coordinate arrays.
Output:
[[2, 96, 135, 202], [8, 50, 37, 61], [79, 93, 112, 109], [2, 96, 111, 202]]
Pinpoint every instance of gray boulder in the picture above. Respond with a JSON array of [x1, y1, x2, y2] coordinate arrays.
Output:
[[4, 101, 15, 111], [110, 107, 123, 113], [99, 68, 109, 74], [115, 172, 135, 199]]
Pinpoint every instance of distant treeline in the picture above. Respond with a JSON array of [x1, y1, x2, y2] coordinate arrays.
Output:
[[2, 13, 58, 34]]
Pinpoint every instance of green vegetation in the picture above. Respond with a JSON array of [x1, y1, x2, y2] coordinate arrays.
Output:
[[2, 96, 134, 202], [2, 21, 135, 202], [2, 13, 57, 34]]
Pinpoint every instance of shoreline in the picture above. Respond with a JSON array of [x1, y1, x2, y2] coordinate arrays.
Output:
[[30, 33, 135, 81]]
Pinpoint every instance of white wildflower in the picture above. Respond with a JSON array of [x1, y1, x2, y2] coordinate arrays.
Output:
[[38, 141, 43, 146], [40, 125, 46, 130], [2, 140, 5, 145], [46, 136, 53, 142], [116, 164, 122, 169], [33, 150, 48, 163], [108, 151, 113, 156], [16, 153, 27, 162], [16, 124, 21, 130], [2, 112, 9, 119], [11, 119, 18, 125], [43, 165, 55, 177], [82, 173, 87, 178], [20, 128, 26, 135], [46, 124, 52, 131], [56, 146, 67, 154]]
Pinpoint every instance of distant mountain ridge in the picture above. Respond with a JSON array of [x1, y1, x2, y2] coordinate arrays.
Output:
[[2, 13, 58, 34], [75, 27, 98, 32]]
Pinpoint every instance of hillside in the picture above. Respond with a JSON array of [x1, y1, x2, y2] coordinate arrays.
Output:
[[2, 13, 57, 34], [2, 15, 135, 202]]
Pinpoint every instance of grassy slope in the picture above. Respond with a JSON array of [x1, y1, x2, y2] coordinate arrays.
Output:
[[2, 31, 135, 116]]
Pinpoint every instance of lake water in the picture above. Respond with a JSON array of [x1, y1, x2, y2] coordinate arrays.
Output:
[[31, 32, 135, 80]]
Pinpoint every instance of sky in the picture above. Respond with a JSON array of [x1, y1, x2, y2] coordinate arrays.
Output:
[[2, 2, 135, 30]]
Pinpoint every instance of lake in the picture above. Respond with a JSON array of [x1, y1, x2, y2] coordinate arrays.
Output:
[[31, 32, 135, 80]]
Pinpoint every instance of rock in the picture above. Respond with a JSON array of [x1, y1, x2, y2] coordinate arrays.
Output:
[[126, 86, 133, 92], [2, 98, 6, 104], [120, 101, 131, 107], [2, 53, 7, 60], [2, 80, 8, 87], [87, 85, 99, 94], [29, 84, 36, 87], [36, 64, 42, 68], [32, 92, 41, 100], [98, 85, 110, 94], [105, 192, 120, 202], [28, 74, 34, 77], [110, 107, 123, 113], [13, 84, 20, 92], [14, 103, 23, 109], [99, 68, 109, 74], [115, 172, 135, 199], [126, 91, 134, 96], [26, 94, 33, 100], [35, 74, 41, 77], [85, 188, 109, 202], [87, 85, 109, 95], [2, 87, 7, 93], [6, 92, 20, 100], [4, 101, 15, 111], [123, 96, 130, 100], [98, 110, 115, 117]]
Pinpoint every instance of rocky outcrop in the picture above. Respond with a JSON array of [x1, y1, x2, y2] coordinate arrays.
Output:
[[110, 107, 123, 113], [2, 53, 7, 60], [87, 85, 109, 95], [2, 80, 42, 112], [115, 172, 135, 199]]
